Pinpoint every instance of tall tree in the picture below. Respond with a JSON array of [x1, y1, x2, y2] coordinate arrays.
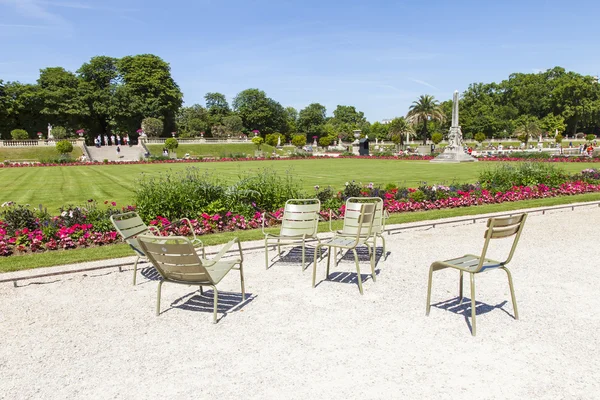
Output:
[[77, 56, 119, 135], [406, 95, 445, 144], [204, 92, 230, 122], [38, 67, 82, 131], [298, 103, 327, 136], [117, 54, 183, 135], [232, 88, 286, 134]]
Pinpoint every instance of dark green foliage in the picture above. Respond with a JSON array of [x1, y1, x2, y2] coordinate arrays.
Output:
[[0, 204, 37, 235], [133, 168, 303, 221], [342, 181, 362, 200]]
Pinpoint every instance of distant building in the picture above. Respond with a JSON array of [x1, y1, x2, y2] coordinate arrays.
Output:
[[381, 119, 392, 125]]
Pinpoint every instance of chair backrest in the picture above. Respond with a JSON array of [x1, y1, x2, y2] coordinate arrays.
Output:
[[342, 197, 384, 236], [477, 213, 527, 271], [137, 235, 212, 284], [279, 199, 321, 237], [110, 212, 151, 256]]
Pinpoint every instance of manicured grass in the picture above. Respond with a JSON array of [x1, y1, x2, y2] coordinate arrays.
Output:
[[1, 158, 598, 211], [147, 143, 284, 158], [0, 147, 83, 162], [2, 192, 599, 273]]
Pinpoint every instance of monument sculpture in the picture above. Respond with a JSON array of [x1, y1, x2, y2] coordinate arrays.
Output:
[[430, 90, 477, 163]]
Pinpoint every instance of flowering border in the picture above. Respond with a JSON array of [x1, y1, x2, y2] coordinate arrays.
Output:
[[2, 178, 600, 257]]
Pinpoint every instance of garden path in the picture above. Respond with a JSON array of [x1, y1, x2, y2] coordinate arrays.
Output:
[[1, 205, 599, 399]]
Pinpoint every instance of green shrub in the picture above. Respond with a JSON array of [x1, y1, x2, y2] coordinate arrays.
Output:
[[10, 129, 29, 140], [165, 138, 178, 151], [40, 156, 75, 164], [52, 126, 68, 139], [251, 136, 264, 150], [318, 136, 331, 147], [265, 133, 285, 147], [0, 203, 37, 235], [431, 133, 443, 145], [291, 134, 306, 148], [133, 167, 303, 221], [474, 132, 486, 144], [314, 185, 335, 203], [342, 181, 362, 200], [408, 190, 425, 202], [586, 134, 596, 142], [479, 162, 569, 192], [56, 140, 74, 155], [555, 134, 563, 144]]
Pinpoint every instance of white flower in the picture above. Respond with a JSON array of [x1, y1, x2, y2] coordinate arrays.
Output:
[[61, 211, 67, 217], [345, 182, 349, 186]]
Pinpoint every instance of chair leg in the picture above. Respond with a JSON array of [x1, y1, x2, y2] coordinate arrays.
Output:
[[326, 246, 332, 278], [459, 271, 464, 303], [352, 249, 363, 295], [502, 267, 519, 320], [133, 255, 140, 285], [264, 237, 269, 270], [212, 286, 219, 324], [470, 273, 477, 336], [312, 246, 320, 288], [239, 262, 246, 301], [366, 243, 376, 282], [199, 286, 204, 295], [156, 280, 164, 316], [277, 239, 281, 256], [426, 265, 434, 316], [380, 234, 386, 259]]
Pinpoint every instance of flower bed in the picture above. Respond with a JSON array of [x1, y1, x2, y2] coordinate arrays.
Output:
[[2, 166, 600, 257]]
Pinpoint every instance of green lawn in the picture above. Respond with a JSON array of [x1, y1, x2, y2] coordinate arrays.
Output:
[[0, 158, 597, 211], [147, 143, 285, 158], [0, 147, 83, 162]]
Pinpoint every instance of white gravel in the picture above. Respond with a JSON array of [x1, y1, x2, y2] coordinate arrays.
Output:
[[1, 204, 600, 399]]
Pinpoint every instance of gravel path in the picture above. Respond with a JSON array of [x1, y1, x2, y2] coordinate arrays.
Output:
[[1, 205, 599, 399]]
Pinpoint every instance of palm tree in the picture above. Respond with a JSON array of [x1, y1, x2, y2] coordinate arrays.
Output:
[[387, 117, 415, 149], [406, 95, 446, 144]]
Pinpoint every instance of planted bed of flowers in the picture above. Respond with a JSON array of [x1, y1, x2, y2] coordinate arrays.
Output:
[[1, 165, 600, 257]]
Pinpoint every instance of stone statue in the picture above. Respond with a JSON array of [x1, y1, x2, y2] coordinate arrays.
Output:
[[47, 123, 54, 139]]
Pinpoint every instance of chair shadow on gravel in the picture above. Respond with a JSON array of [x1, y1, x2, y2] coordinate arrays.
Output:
[[336, 246, 388, 266], [140, 265, 161, 282], [431, 297, 515, 334], [313, 247, 387, 291], [267, 245, 326, 270], [165, 290, 256, 323]]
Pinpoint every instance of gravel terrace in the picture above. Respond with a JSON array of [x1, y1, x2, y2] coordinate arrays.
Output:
[[1, 204, 599, 399]]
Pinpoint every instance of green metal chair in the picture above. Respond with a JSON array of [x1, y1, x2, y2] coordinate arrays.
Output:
[[312, 203, 377, 295], [137, 235, 245, 323], [426, 213, 528, 336], [110, 212, 204, 285], [330, 197, 388, 258], [263, 199, 321, 271]]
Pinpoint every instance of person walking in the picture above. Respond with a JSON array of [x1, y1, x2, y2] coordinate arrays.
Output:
[[110, 134, 115, 146], [117, 134, 121, 146], [123, 134, 128, 146], [103, 135, 108, 146], [116, 145, 121, 158]]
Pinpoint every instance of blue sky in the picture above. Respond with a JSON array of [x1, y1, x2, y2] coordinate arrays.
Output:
[[1, 0, 599, 121]]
